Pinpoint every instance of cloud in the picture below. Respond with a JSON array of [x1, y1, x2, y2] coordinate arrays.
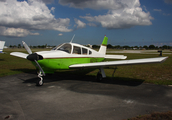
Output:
[[87, 23, 97, 27], [78, 0, 153, 29], [153, 9, 162, 12], [164, 0, 172, 4], [142, 5, 148, 12], [59, 0, 127, 10], [59, 0, 153, 29], [153, 9, 170, 16], [51, 7, 55, 13], [0, 26, 39, 37], [74, 18, 86, 29], [58, 33, 63, 36], [163, 13, 171, 16], [0, 0, 72, 37], [32, 0, 54, 4], [41, 0, 54, 4]]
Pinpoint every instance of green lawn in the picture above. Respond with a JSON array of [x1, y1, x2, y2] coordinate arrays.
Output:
[[104, 53, 172, 85], [1, 48, 172, 85]]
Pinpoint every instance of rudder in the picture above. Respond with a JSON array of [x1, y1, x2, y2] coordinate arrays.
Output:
[[98, 36, 108, 55]]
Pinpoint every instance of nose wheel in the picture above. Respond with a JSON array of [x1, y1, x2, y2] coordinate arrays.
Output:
[[36, 71, 44, 86]]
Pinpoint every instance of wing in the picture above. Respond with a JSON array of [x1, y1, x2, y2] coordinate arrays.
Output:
[[10, 52, 28, 59], [69, 57, 168, 68]]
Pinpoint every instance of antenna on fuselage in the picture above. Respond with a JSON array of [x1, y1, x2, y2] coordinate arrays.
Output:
[[70, 34, 75, 43]]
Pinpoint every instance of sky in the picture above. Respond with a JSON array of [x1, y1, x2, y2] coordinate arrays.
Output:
[[0, 0, 172, 47]]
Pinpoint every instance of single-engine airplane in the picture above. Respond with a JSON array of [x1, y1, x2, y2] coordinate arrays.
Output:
[[10, 36, 168, 86]]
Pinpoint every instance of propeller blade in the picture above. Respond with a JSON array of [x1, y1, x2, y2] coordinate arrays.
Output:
[[22, 41, 45, 76], [34, 60, 45, 76], [22, 41, 32, 54]]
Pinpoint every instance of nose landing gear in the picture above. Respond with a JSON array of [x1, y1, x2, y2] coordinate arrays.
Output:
[[37, 71, 45, 86]]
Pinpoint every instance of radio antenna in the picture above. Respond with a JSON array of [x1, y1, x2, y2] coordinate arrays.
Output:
[[70, 34, 75, 43]]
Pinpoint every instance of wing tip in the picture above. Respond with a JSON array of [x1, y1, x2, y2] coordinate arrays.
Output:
[[161, 56, 168, 62]]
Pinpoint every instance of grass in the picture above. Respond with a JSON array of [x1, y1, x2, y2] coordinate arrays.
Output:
[[0, 52, 34, 77], [1, 48, 172, 85], [112, 54, 172, 85]]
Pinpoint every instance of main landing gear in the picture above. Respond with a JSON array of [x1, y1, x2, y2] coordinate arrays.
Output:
[[96, 67, 118, 81], [96, 67, 106, 81], [96, 72, 103, 81], [36, 71, 44, 86]]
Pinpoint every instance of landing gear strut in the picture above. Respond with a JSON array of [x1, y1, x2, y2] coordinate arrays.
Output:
[[112, 67, 117, 78], [96, 67, 106, 81], [37, 71, 44, 86]]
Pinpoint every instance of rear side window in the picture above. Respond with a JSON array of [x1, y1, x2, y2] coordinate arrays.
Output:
[[82, 48, 88, 55], [89, 50, 92, 55], [73, 46, 81, 54]]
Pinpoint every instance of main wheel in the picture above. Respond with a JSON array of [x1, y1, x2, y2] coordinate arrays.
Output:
[[96, 72, 103, 81]]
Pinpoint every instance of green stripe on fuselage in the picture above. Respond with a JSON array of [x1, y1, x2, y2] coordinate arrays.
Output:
[[32, 57, 104, 74]]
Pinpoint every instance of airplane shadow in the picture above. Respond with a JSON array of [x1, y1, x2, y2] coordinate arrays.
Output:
[[19, 68, 144, 87], [11, 68, 36, 75]]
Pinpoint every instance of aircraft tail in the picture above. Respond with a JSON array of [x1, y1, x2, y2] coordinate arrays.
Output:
[[0, 41, 5, 53], [98, 36, 108, 55]]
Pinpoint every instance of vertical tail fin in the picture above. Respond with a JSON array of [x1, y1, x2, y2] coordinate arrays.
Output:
[[98, 36, 108, 55]]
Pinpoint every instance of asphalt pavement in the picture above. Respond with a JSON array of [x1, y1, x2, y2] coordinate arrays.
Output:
[[0, 72, 172, 120]]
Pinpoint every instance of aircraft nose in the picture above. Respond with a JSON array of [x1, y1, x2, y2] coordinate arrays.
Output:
[[27, 53, 43, 61]]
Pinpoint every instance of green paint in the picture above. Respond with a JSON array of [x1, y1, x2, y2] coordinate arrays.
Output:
[[102, 36, 108, 46], [33, 57, 104, 74]]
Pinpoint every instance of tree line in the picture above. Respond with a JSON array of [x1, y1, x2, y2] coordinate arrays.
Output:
[[9, 44, 172, 50], [9, 44, 55, 49], [92, 44, 172, 50]]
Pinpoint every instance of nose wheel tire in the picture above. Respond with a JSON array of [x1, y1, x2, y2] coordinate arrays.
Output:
[[36, 77, 44, 86], [36, 79, 43, 86]]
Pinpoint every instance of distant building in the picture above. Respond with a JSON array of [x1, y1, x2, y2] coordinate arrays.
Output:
[[87, 44, 92, 48]]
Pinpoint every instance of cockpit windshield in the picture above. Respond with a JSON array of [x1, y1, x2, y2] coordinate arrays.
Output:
[[57, 43, 71, 53], [51, 44, 62, 50]]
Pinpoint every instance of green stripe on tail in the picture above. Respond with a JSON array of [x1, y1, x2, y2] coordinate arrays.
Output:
[[102, 36, 108, 46]]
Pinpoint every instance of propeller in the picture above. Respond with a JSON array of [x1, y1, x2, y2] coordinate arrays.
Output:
[[22, 41, 45, 76], [22, 41, 32, 54]]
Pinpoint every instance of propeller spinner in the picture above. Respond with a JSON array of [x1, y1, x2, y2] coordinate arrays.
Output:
[[27, 53, 43, 61]]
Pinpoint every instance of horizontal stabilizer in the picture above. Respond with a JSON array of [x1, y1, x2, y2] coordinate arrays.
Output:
[[10, 52, 28, 59], [69, 57, 168, 68], [105, 55, 127, 59]]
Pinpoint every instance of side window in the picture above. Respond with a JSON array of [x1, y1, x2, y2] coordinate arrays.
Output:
[[73, 46, 81, 54], [82, 48, 88, 55], [89, 50, 92, 55]]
